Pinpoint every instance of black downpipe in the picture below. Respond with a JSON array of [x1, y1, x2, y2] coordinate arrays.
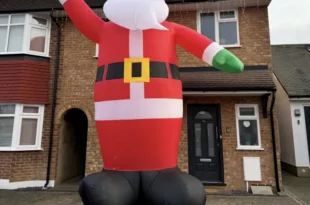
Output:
[[44, 10, 61, 188], [270, 91, 281, 192]]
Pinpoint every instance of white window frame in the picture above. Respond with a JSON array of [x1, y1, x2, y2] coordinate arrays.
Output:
[[0, 13, 51, 57], [197, 10, 241, 48], [0, 103, 45, 151], [235, 104, 263, 150]]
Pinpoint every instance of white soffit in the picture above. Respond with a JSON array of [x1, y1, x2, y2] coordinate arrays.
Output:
[[169, 0, 271, 12]]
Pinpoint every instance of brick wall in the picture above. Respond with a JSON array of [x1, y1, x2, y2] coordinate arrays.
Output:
[[0, 6, 282, 191], [169, 6, 272, 68], [169, 6, 282, 191], [180, 96, 282, 192]]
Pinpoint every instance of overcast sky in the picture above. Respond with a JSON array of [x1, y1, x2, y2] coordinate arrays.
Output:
[[268, 0, 310, 45]]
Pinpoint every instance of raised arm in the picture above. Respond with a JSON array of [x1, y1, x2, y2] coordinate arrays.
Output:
[[59, 0, 104, 43], [173, 22, 244, 73]]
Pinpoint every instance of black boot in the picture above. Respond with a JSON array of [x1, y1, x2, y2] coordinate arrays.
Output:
[[79, 170, 140, 205], [140, 167, 206, 205]]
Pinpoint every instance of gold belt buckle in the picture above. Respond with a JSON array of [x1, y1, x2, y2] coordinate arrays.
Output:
[[124, 58, 150, 83]]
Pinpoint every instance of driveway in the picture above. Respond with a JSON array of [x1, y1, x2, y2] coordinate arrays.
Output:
[[0, 190, 299, 205], [1, 171, 309, 205], [282, 171, 310, 205]]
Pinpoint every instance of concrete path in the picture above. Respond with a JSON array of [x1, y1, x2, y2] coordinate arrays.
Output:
[[0, 190, 299, 205], [282, 171, 310, 205]]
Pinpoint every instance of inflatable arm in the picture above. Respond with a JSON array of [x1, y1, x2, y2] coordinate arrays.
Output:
[[173, 23, 244, 73], [60, 0, 104, 43]]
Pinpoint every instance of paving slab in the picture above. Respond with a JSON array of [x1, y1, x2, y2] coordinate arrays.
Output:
[[283, 171, 310, 205]]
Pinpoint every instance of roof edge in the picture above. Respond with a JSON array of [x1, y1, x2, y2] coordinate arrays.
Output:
[[289, 95, 310, 98], [182, 87, 277, 92]]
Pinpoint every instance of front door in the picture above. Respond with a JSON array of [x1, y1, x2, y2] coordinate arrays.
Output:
[[187, 104, 223, 183], [304, 107, 310, 162]]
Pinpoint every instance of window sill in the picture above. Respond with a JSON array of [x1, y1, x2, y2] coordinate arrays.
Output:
[[0, 52, 50, 58], [236, 147, 264, 151], [0, 147, 44, 152], [223, 45, 242, 48], [93, 56, 98, 58]]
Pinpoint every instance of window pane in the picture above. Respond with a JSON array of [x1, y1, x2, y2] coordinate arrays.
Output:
[[200, 13, 216, 41], [195, 123, 202, 157], [239, 120, 259, 146], [0, 26, 7, 52], [219, 22, 238, 45], [0, 104, 15, 114], [239, 107, 255, 116], [31, 17, 47, 26], [220, 11, 235, 19], [0, 117, 14, 147], [195, 111, 212, 120], [23, 106, 39, 113], [0, 16, 9, 24], [207, 123, 215, 157], [10, 15, 25, 24], [19, 118, 37, 145], [7, 25, 24, 52], [29, 27, 46, 53]]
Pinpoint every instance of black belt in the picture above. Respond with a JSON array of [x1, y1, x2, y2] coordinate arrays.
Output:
[[96, 61, 180, 82]]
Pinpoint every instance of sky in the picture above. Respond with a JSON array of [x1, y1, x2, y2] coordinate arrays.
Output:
[[268, 0, 310, 45]]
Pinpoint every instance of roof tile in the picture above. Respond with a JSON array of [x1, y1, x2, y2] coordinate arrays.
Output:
[[272, 45, 310, 97], [180, 69, 276, 91]]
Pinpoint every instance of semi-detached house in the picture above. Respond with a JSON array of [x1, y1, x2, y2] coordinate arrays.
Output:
[[0, 0, 282, 193]]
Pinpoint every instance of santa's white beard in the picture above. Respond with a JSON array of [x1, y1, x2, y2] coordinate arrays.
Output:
[[103, 0, 169, 30]]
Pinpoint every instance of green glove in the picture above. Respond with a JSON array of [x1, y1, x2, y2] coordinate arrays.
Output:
[[212, 49, 244, 73]]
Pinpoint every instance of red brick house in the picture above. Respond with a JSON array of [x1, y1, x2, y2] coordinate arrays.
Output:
[[0, 0, 282, 193]]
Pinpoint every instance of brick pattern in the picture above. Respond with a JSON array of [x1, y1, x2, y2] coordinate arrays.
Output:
[[179, 96, 281, 192], [0, 6, 282, 191], [168, 7, 272, 68], [0, 60, 50, 104]]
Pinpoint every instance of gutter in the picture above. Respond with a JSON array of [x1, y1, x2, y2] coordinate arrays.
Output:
[[182, 87, 277, 92], [270, 91, 281, 192], [0, 0, 213, 14], [290, 96, 310, 99], [44, 9, 61, 188], [183, 91, 273, 96]]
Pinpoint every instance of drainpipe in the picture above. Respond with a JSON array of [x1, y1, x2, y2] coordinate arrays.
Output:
[[44, 10, 61, 188], [270, 91, 281, 192]]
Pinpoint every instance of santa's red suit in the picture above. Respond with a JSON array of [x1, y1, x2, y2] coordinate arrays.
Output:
[[61, 0, 243, 172]]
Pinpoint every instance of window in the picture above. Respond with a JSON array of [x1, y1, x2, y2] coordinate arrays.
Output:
[[0, 14, 51, 57], [235, 104, 262, 150], [0, 104, 44, 151], [198, 10, 240, 47]]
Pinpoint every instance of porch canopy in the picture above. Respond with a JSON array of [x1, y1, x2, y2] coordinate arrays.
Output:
[[181, 66, 276, 96]]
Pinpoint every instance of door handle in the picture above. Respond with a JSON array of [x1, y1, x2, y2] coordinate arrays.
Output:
[[216, 126, 222, 139], [200, 158, 212, 162]]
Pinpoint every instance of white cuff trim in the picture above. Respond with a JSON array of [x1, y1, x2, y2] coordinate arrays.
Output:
[[95, 98, 183, 121], [202, 42, 224, 66], [59, 0, 68, 5]]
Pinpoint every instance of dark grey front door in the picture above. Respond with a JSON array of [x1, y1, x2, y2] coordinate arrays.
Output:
[[304, 107, 310, 162], [187, 104, 223, 183]]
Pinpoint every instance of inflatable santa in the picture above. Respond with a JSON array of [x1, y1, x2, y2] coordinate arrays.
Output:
[[59, 0, 244, 204]]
